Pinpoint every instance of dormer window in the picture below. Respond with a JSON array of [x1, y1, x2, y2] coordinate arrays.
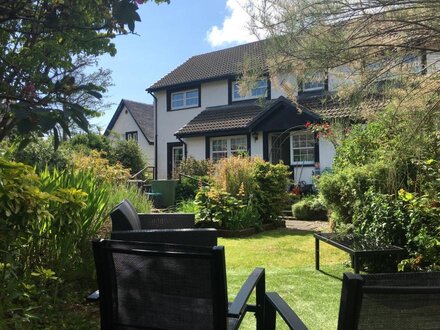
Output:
[[232, 79, 268, 102], [170, 88, 200, 110], [301, 73, 326, 92]]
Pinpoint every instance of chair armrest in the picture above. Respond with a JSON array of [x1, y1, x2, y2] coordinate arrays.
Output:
[[264, 292, 308, 330], [228, 267, 265, 318], [86, 290, 100, 301]]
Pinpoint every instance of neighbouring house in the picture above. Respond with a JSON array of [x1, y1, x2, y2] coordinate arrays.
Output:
[[105, 99, 155, 165], [146, 40, 435, 183]]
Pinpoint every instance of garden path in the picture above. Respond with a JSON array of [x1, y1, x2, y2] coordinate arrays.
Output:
[[284, 219, 329, 232]]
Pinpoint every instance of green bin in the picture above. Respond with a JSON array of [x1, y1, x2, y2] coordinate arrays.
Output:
[[151, 180, 178, 208]]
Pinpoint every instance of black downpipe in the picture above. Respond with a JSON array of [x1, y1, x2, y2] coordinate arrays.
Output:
[[176, 136, 187, 159], [147, 91, 158, 180]]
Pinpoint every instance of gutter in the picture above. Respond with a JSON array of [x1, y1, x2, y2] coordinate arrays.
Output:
[[147, 90, 158, 180]]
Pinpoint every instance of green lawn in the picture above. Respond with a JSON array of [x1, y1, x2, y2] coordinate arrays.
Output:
[[221, 229, 349, 330]]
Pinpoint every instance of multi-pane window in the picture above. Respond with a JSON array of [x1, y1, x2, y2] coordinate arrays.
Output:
[[290, 132, 315, 164], [172, 146, 183, 177], [125, 131, 138, 142], [211, 136, 247, 162], [232, 79, 268, 101], [302, 73, 325, 92], [171, 89, 199, 110]]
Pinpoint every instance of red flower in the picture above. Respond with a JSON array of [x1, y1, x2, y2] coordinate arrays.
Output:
[[305, 122, 311, 128]]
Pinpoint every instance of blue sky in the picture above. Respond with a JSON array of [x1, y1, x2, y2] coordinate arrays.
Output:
[[92, 0, 257, 131]]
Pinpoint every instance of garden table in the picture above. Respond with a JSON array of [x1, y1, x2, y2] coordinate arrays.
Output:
[[314, 232, 405, 273]]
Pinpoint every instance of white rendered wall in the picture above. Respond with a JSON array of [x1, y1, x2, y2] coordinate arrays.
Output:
[[319, 137, 336, 171], [109, 105, 154, 165], [184, 136, 206, 160], [427, 52, 440, 74], [250, 132, 263, 158], [155, 80, 228, 179]]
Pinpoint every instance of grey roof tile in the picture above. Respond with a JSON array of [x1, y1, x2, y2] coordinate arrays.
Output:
[[148, 40, 267, 91], [175, 102, 264, 136], [105, 99, 154, 143]]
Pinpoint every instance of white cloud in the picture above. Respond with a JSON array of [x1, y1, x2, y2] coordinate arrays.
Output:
[[207, 0, 258, 47]]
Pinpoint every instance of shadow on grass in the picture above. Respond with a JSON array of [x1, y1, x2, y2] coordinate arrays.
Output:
[[317, 269, 343, 281], [224, 228, 313, 241]]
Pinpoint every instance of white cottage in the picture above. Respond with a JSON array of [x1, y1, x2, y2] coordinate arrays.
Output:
[[105, 99, 155, 165]]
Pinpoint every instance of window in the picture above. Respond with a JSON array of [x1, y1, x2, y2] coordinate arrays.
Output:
[[171, 89, 199, 110], [211, 135, 247, 162], [301, 73, 325, 92], [290, 132, 315, 165], [125, 131, 138, 141], [232, 79, 268, 101]]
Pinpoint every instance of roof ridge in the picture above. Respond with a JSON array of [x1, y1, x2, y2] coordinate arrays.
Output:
[[122, 99, 153, 106], [191, 40, 264, 58]]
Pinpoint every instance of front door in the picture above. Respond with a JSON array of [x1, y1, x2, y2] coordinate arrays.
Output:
[[167, 142, 183, 179], [268, 132, 290, 165]]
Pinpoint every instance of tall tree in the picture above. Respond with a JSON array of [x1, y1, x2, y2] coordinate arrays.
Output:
[[0, 0, 168, 146], [247, 0, 440, 110]]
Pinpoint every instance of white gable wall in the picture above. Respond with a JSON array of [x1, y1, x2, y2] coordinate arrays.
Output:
[[109, 105, 155, 165], [156, 80, 228, 179]]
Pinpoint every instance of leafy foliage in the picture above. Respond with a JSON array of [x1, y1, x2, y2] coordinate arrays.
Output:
[[0, 0, 169, 146], [108, 139, 147, 176], [0, 152, 113, 327], [252, 159, 291, 222], [292, 196, 328, 220]]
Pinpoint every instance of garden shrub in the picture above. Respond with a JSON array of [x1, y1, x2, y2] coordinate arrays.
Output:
[[213, 156, 257, 197], [316, 102, 440, 270], [195, 186, 245, 229], [317, 162, 389, 224], [351, 188, 439, 271], [0, 155, 112, 327], [175, 157, 214, 201], [72, 150, 131, 184], [194, 158, 290, 227], [13, 137, 71, 171], [195, 186, 262, 230], [177, 156, 214, 177], [252, 159, 290, 222], [68, 133, 111, 153], [108, 139, 146, 176], [106, 183, 152, 214], [292, 196, 328, 220], [176, 199, 199, 214]]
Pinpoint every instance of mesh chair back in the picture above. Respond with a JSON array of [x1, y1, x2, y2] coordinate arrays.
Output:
[[110, 199, 141, 231], [140, 213, 195, 229], [93, 239, 228, 330], [111, 228, 218, 246], [338, 272, 440, 330]]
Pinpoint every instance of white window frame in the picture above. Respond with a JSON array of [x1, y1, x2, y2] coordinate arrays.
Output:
[[210, 135, 247, 162], [301, 73, 325, 92], [232, 79, 268, 101], [125, 131, 138, 142], [172, 145, 184, 176], [170, 89, 199, 110], [290, 131, 315, 165]]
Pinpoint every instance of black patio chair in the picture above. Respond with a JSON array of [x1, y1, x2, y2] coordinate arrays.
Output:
[[111, 228, 218, 246], [264, 271, 440, 330], [92, 239, 266, 330], [110, 199, 195, 231]]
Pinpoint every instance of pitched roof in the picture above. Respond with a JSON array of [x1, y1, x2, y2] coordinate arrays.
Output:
[[175, 102, 264, 137], [148, 40, 267, 92], [298, 94, 388, 119], [104, 99, 154, 144], [175, 95, 377, 137]]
